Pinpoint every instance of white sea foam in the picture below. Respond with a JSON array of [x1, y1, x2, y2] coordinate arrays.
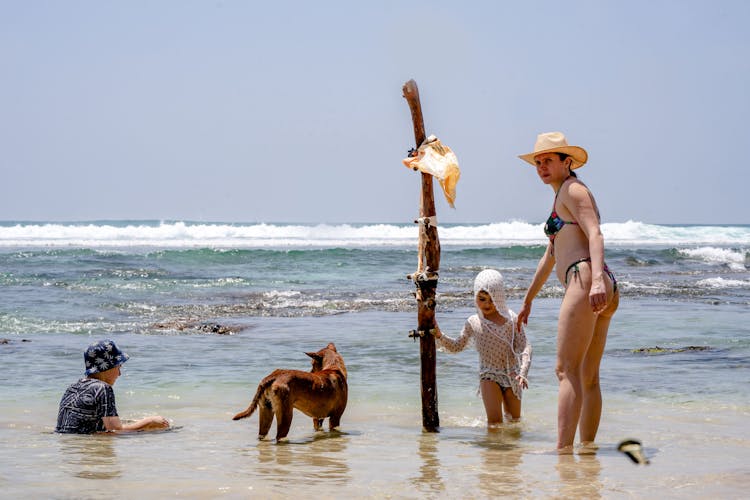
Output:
[[0, 221, 747, 248], [679, 247, 748, 271], [696, 277, 750, 289], [602, 220, 750, 246]]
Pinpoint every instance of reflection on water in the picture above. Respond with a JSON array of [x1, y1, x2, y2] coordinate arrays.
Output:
[[478, 425, 526, 498], [249, 431, 351, 486], [555, 451, 603, 499], [57, 433, 121, 480], [410, 425, 529, 498], [411, 432, 445, 495]]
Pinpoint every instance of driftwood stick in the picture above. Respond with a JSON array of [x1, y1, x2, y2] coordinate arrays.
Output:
[[402, 79, 440, 432]]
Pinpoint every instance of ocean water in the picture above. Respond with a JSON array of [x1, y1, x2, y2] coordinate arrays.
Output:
[[1, 220, 748, 498]]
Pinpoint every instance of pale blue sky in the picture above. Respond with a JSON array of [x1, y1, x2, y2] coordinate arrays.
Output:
[[2, 1, 747, 224]]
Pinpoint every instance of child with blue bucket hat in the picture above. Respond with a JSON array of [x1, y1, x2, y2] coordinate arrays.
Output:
[[55, 339, 170, 434]]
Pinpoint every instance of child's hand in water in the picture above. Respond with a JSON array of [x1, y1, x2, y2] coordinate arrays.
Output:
[[143, 416, 170, 430]]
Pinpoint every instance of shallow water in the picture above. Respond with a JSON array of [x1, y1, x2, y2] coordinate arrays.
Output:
[[1, 221, 749, 497], [2, 305, 749, 498]]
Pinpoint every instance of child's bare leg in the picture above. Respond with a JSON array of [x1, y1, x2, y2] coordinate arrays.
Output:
[[481, 379, 504, 425], [501, 387, 522, 421]]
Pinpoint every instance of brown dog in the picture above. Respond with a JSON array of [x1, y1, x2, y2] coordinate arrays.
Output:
[[232, 343, 348, 442]]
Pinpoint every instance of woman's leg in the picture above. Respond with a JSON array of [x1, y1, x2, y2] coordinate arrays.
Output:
[[579, 290, 619, 443], [501, 387, 522, 421], [556, 282, 597, 449], [480, 379, 504, 425]]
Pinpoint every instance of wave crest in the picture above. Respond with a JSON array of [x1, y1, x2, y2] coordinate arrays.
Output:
[[0, 220, 748, 248]]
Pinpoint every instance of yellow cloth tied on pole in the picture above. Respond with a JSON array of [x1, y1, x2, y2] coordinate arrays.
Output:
[[402, 135, 461, 208]]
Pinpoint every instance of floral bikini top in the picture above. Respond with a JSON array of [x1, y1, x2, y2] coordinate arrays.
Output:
[[544, 210, 578, 241]]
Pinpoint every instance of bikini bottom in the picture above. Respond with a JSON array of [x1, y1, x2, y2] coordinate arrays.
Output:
[[564, 258, 618, 293], [481, 373, 523, 400]]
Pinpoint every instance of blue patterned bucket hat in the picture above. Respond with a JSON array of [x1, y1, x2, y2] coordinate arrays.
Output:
[[84, 339, 130, 376]]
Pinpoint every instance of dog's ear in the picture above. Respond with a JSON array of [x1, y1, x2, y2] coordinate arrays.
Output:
[[327, 343, 336, 351], [305, 351, 322, 360]]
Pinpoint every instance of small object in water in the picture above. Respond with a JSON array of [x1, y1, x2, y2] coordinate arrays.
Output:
[[633, 345, 710, 354], [197, 323, 235, 335], [617, 439, 650, 465]]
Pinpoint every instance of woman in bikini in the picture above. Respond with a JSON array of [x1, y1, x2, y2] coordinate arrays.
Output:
[[516, 132, 619, 451]]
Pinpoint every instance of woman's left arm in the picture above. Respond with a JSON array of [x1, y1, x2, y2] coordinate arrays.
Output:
[[565, 183, 608, 312]]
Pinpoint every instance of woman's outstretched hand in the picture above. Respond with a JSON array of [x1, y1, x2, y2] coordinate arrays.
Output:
[[517, 302, 531, 332]]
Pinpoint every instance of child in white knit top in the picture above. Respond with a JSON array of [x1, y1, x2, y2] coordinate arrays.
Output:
[[434, 269, 532, 424]]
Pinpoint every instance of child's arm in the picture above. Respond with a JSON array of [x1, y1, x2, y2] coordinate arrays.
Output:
[[103, 415, 170, 432], [514, 321, 532, 388], [433, 319, 474, 353]]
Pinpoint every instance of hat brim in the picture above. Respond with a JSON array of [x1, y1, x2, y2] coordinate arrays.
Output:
[[84, 353, 130, 376], [518, 145, 588, 169]]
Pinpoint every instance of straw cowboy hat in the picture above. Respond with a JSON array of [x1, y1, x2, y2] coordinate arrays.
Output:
[[518, 131, 588, 169]]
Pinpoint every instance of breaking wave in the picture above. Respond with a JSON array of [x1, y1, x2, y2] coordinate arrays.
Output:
[[0, 220, 748, 249]]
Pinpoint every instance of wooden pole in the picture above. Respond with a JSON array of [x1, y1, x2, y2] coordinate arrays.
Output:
[[402, 79, 440, 432]]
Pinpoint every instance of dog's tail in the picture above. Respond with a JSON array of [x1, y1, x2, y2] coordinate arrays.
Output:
[[232, 374, 275, 420]]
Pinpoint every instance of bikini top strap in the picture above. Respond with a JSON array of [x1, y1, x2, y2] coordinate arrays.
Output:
[[552, 176, 573, 210]]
